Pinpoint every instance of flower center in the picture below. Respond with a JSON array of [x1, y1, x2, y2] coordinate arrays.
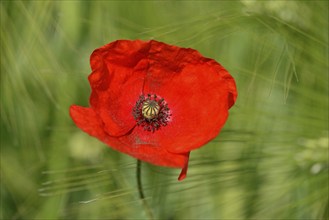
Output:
[[132, 94, 171, 132], [142, 100, 160, 119]]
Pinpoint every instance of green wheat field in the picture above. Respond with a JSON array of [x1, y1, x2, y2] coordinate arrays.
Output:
[[1, 1, 328, 219]]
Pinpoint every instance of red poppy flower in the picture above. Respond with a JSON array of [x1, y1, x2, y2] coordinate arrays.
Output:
[[70, 40, 237, 180]]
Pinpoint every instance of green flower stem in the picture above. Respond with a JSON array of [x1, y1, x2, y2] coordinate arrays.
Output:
[[136, 160, 155, 220]]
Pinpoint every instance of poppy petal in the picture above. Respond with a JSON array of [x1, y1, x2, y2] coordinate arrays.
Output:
[[69, 105, 107, 139], [69, 106, 189, 168], [178, 152, 190, 181], [142, 41, 237, 153], [117, 125, 190, 168], [88, 40, 150, 137]]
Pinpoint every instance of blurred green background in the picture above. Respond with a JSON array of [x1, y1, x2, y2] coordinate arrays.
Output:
[[1, 1, 328, 219]]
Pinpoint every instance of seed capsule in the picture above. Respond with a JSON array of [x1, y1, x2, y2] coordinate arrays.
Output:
[[142, 100, 160, 119]]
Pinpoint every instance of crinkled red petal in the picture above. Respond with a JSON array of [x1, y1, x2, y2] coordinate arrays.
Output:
[[69, 105, 189, 168], [88, 40, 150, 137], [141, 40, 237, 153], [178, 152, 190, 181], [69, 105, 108, 139]]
